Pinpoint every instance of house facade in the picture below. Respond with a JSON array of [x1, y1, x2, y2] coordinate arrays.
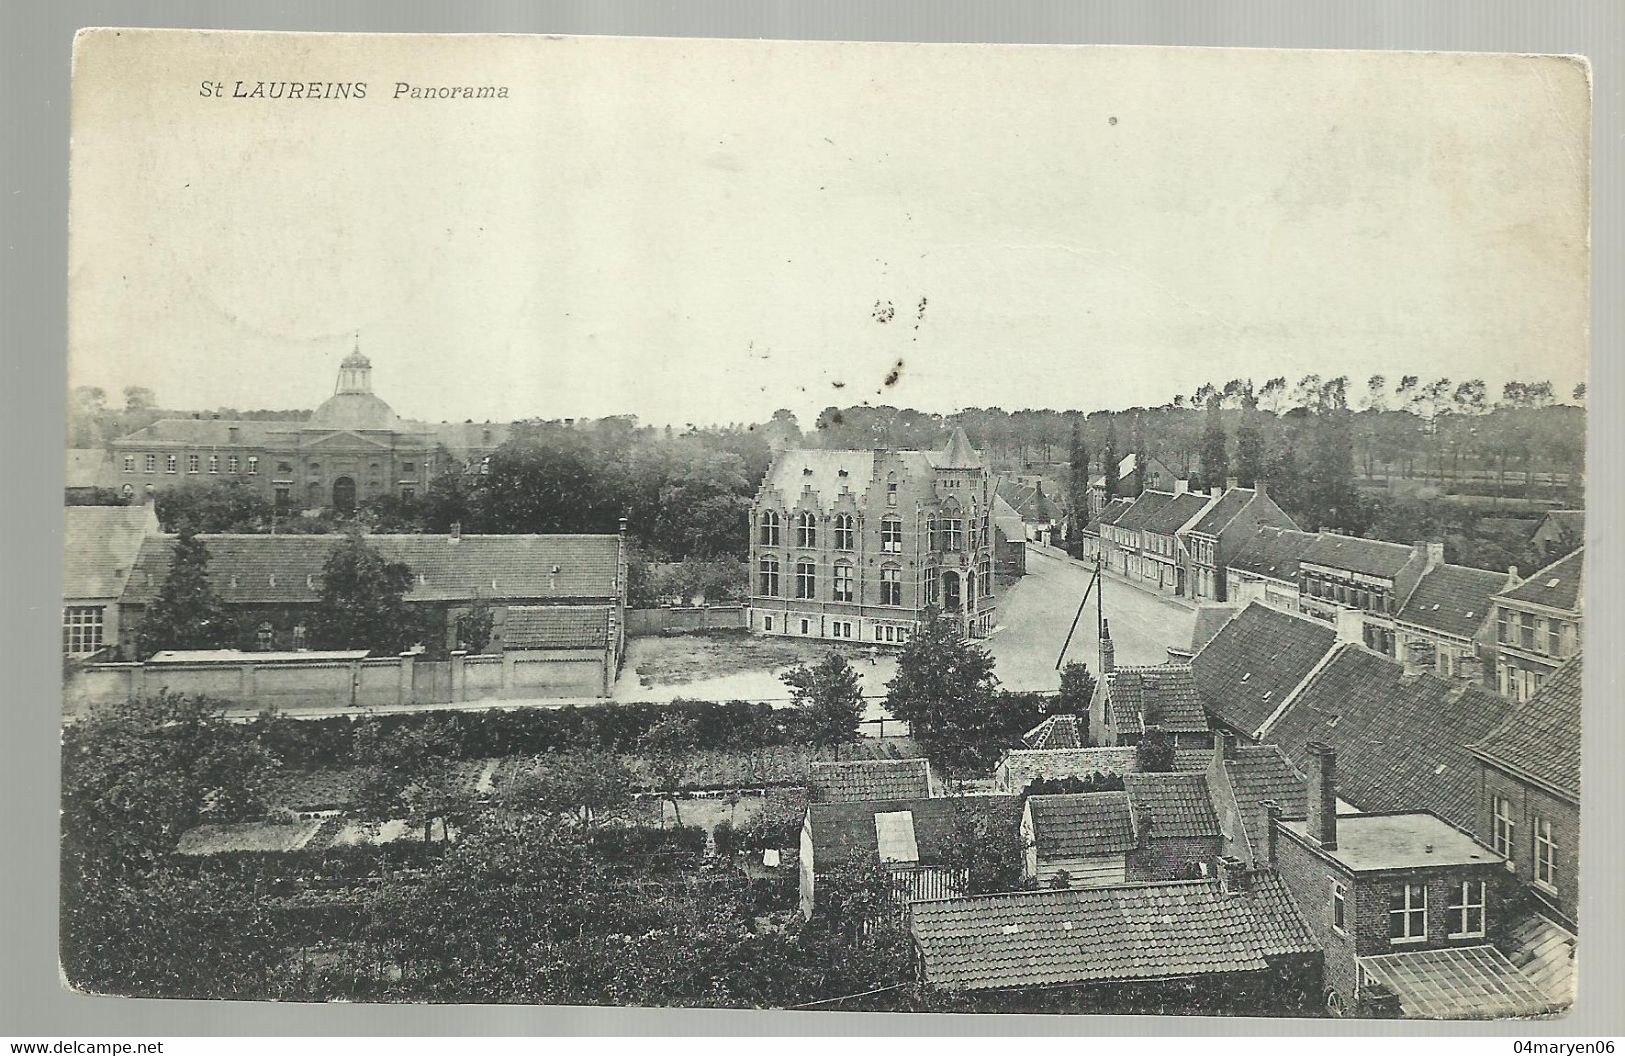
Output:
[[108, 346, 507, 512], [1296, 536, 1438, 658], [62, 501, 160, 657], [1139, 489, 1214, 596], [1490, 548, 1582, 703], [748, 429, 996, 645], [1180, 485, 1299, 603], [1393, 563, 1513, 682], [1225, 525, 1319, 613]]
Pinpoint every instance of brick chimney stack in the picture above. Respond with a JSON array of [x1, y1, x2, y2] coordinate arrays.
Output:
[[1306, 741, 1338, 851], [1217, 855, 1248, 894], [1100, 619, 1115, 675], [1263, 800, 1282, 868]]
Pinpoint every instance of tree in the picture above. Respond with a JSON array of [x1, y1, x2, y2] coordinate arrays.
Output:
[[781, 652, 865, 748], [1136, 729, 1176, 773], [455, 596, 495, 652], [637, 713, 699, 825], [940, 797, 1030, 895], [122, 385, 157, 412], [352, 715, 467, 841], [1102, 418, 1122, 499], [1132, 419, 1150, 495], [501, 748, 635, 828], [884, 609, 1002, 771], [1056, 661, 1095, 736], [154, 479, 277, 533], [1305, 379, 1371, 535], [1066, 420, 1090, 543], [1235, 394, 1266, 490], [134, 523, 235, 659], [1198, 395, 1228, 491], [308, 529, 421, 653]]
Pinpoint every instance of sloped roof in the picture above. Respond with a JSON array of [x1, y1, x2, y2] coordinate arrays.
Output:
[[762, 448, 879, 511], [809, 758, 933, 803], [1123, 772, 1220, 838], [1219, 744, 1308, 863], [1469, 655, 1581, 802], [1112, 490, 1176, 532], [1190, 603, 1336, 738], [1301, 534, 1416, 579], [1089, 453, 1138, 490], [910, 875, 1317, 992], [1107, 666, 1209, 735], [992, 494, 1028, 540], [1495, 548, 1583, 613], [1357, 946, 1559, 1020], [997, 747, 1209, 792], [805, 796, 1020, 865], [1264, 646, 1514, 829], [997, 479, 1064, 525], [1022, 714, 1085, 750], [1534, 510, 1583, 539], [501, 605, 614, 649], [931, 427, 983, 469], [121, 532, 622, 605], [1092, 498, 1134, 531], [62, 503, 156, 600], [1226, 525, 1319, 583], [1027, 792, 1138, 858], [1190, 605, 1241, 654], [1187, 488, 1256, 537], [1396, 563, 1509, 640], [1141, 491, 1214, 537], [116, 418, 285, 447]]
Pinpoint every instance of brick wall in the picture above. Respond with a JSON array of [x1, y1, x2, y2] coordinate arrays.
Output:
[[1477, 762, 1578, 925], [1129, 835, 1221, 882], [1275, 832, 1358, 1008]]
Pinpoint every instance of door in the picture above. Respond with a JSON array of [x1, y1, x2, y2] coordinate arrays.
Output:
[[942, 571, 961, 612], [331, 476, 357, 512]]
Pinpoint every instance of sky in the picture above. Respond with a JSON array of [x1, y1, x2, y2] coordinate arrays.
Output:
[[68, 32, 1590, 428]]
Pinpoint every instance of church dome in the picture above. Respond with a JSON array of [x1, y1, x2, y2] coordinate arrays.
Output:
[[341, 349, 372, 370], [309, 390, 399, 431]]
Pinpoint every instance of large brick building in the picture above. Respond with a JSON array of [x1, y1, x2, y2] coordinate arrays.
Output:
[[1490, 547, 1583, 703], [108, 344, 508, 512], [748, 429, 996, 644]]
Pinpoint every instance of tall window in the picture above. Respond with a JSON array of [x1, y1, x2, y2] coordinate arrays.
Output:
[[187, 454, 200, 473], [123, 455, 135, 472], [833, 514, 855, 550], [1389, 883, 1427, 942], [795, 512, 817, 548], [759, 510, 781, 546], [1491, 796, 1516, 859], [144, 454, 156, 473], [1449, 881, 1486, 938], [758, 556, 780, 597], [62, 606, 104, 655], [880, 565, 902, 606], [1520, 612, 1537, 650], [1331, 881, 1347, 934], [228, 456, 240, 474], [795, 559, 816, 600], [881, 515, 902, 554], [247, 456, 259, 475], [833, 562, 855, 602], [945, 517, 963, 551], [1533, 816, 1557, 890], [1497, 608, 1511, 645], [208, 454, 219, 473], [886, 480, 898, 507], [980, 556, 992, 597], [165, 455, 178, 473]]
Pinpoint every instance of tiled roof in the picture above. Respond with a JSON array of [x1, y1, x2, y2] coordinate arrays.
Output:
[[116, 418, 286, 447], [910, 875, 1317, 992], [1027, 792, 1138, 858], [1219, 745, 1308, 862], [1226, 525, 1319, 583], [996, 479, 1063, 525], [1022, 714, 1085, 750], [1357, 946, 1560, 1020], [1534, 510, 1583, 539], [1123, 772, 1220, 838], [121, 532, 622, 605], [932, 427, 984, 470], [1263, 645, 1513, 829], [430, 421, 511, 455], [996, 747, 1209, 792], [1190, 605, 1241, 654], [62, 504, 156, 600], [992, 494, 1027, 540], [1470, 655, 1581, 801], [1088, 498, 1134, 534], [1141, 491, 1214, 537], [501, 605, 613, 649], [1301, 534, 1416, 579], [1108, 666, 1209, 735], [805, 796, 1020, 865], [809, 758, 933, 803], [1112, 490, 1176, 532], [1189, 603, 1336, 738], [1496, 548, 1583, 613], [1396, 563, 1509, 640], [1186, 488, 1256, 537]]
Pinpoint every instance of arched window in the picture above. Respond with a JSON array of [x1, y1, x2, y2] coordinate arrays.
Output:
[[795, 512, 817, 548], [940, 499, 964, 551], [833, 561, 855, 602], [833, 513, 855, 550], [795, 559, 817, 599], [880, 564, 902, 606], [881, 515, 903, 554], [759, 510, 781, 546], [758, 555, 780, 597]]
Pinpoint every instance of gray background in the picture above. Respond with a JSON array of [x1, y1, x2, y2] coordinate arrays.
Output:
[[2, 0, 1620, 1038]]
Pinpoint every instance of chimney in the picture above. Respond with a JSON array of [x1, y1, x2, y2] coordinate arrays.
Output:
[[1306, 741, 1338, 851], [1254, 481, 1267, 500], [1173, 478, 1189, 496], [1100, 619, 1115, 675], [1507, 565, 1520, 585], [618, 516, 629, 535], [1263, 801, 1282, 868], [1414, 540, 1445, 571], [450, 521, 462, 543], [1216, 730, 1238, 763], [1217, 855, 1248, 894]]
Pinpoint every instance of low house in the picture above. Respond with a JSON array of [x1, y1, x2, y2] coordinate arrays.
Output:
[[808, 758, 933, 803], [1393, 562, 1513, 682], [991, 493, 1028, 579], [1086, 453, 1182, 518], [1020, 714, 1085, 751], [909, 864, 1322, 1013], [1021, 772, 1226, 889], [1225, 525, 1319, 613], [1296, 536, 1441, 658], [1490, 548, 1582, 703], [1205, 733, 1308, 869], [1179, 485, 1299, 603], [62, 501, 159, 658], [1084, 497, 1133, 570], [1189, 602, 1337, 742], [1139, 488, 1216, 596], [499, 604, 622, 696], [798, 795, 1020, 918], [1272, 743, 1556, 1019], [1111, 488, 1180, 588], [1468, 655, 1580, 929], [996, 477, 1066, 547], [1527, 510, 1583, 566], [993, 745, 1210, 795], [1090, 663, 1212, 749]]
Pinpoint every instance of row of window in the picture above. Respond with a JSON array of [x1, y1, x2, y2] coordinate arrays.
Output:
[[757, 557, 993, 604], [1496, 607, 1578, 659], [758, 511, 991, 554], [762, 614, 912, 644], [1491, 796, 1559, 891], [1301, 574, 1392, 614], [123, 455, 426, 478], [1329, 880, 1486, 942], [1499, 663, 1547, 704]]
